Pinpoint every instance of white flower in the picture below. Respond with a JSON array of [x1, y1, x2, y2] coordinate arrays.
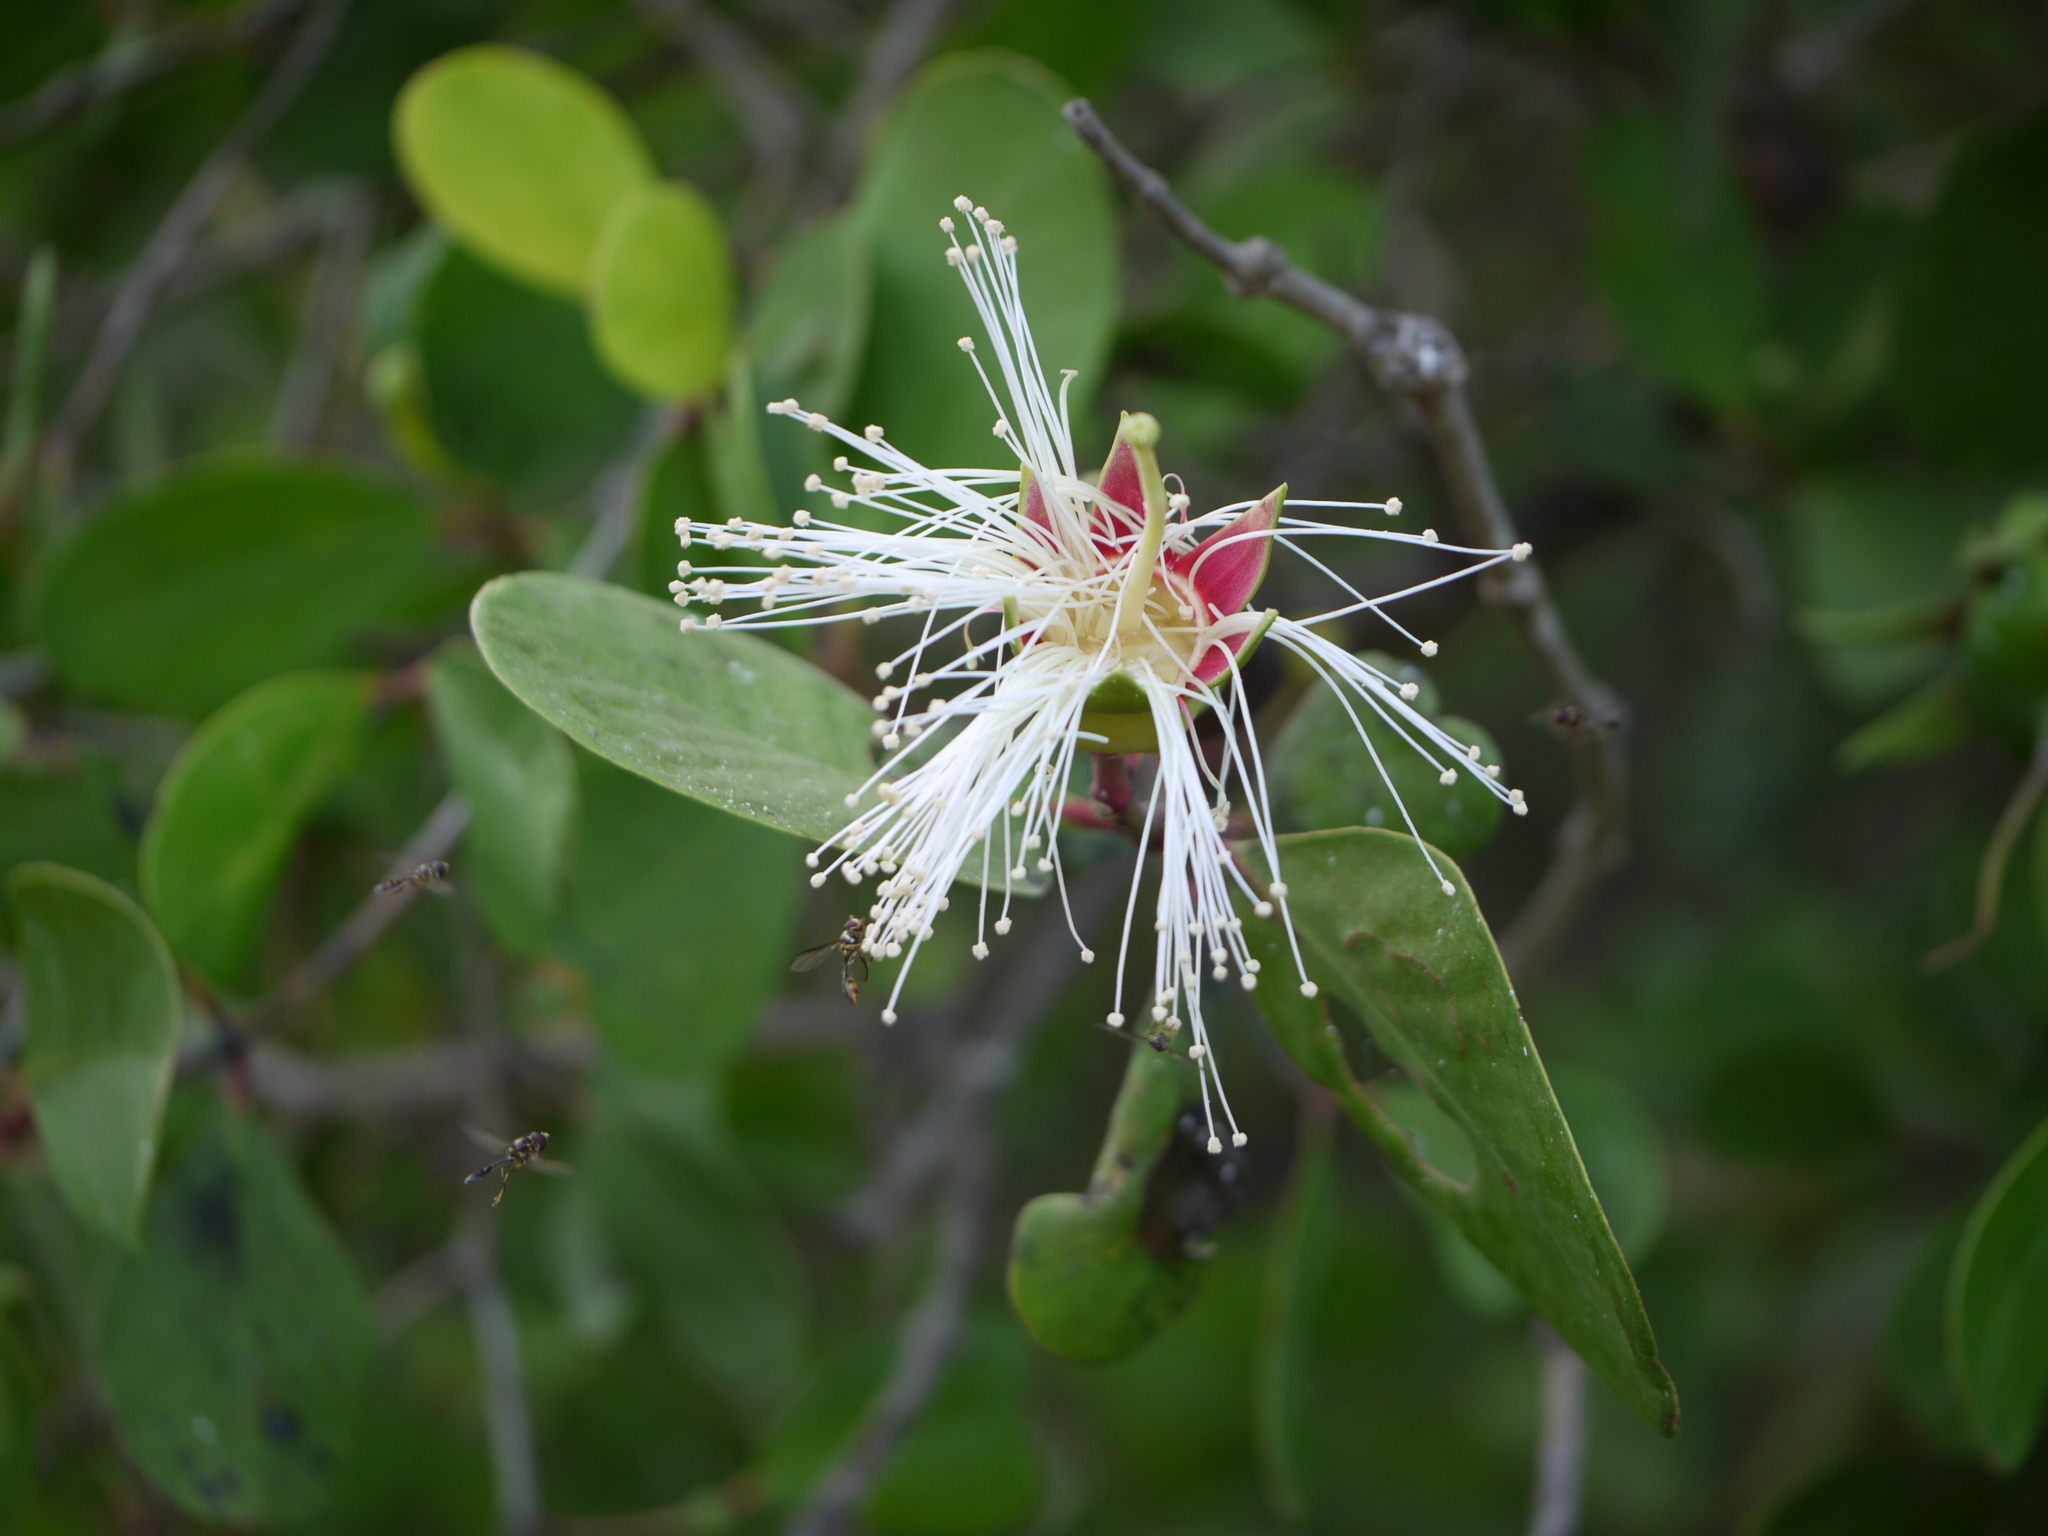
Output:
[[676, 196, 1530, 1154]]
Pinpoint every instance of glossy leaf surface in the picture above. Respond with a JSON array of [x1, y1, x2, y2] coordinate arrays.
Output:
[[425, 642, 576, 956], [141, 672, 373, 988], [32, 460, 433, 719], [1241, 828, 1677, 1434], [7, 864, 179, 1247], [1947, 1113, 2048, 1468], [94, 1114, 376, 1524], [471, 571, 874, 844]]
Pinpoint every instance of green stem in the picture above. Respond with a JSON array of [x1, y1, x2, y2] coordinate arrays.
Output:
[[1111, 413, 1169, 642]]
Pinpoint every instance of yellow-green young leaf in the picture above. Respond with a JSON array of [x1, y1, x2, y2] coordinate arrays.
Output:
[[849, 52, 1116, 474], [93, 1113, 375, 1524], [6, 864, 179, 1248], [588, 182, 735, 401], [29, 459, 434, 720], [1007, 1048, 1202, 1363], [394, 45, 654, 296], [1946, 1113, 2048, 1469], [425, 642, 575, 956], [470, 572, 873, 844], [141, 672, 374, 989], [1241, 828, 1679, 1436]]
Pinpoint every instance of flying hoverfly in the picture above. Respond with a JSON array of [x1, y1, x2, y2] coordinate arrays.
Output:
[[375, 859, 452, 897], [462, 1125, 571, 1206], [791, 917, 868, 1005]]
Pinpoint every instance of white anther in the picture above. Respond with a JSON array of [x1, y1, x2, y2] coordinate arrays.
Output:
[[1212, 965, 1228, 980], [1106, 1012, 1124, 1027], [1035, 857, 1052, 872], [1268, 881, 1288, 898], [1189, 1043, 1207, 1061], [865, 424, 885, 441], [1240, 973, 1258, 990], [940, 216, 955, 232], [1231, 1132, 1247, 1148], [1399, 682, 1420, 700], [705, 614, 722, 628], [1385, 496, 1403, 515], [881, 1009, 898, 1025], [810, 872, 826, 888], [882, 734, 900, 750], [1441, 879, 1457, 896], [957, 336, 975, 352], [994, 917, 1011, 935], [1439, 769, 1458, 786], [1254, 901, 1273, 918], [1080, 949, 1095, 964], [1207, 1136, 1223, 1155], [1300, 981, 1319, 998], [1512, 542, 1533, 561], [973, 941, 989, 959], [807, 413, 828, 430], [1486, 764, 1501, 778], [1421, 640, 1439, 657], [680, 616, 698, 632]]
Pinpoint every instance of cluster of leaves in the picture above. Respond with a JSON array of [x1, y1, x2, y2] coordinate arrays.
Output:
[[0, 1, 2044, 1534]]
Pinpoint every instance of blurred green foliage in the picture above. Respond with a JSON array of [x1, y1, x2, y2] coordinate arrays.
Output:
[[0, 1, 2044, 1533]]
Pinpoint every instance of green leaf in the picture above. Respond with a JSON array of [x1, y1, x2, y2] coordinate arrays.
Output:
[[1267, 650, 1505, 859], [0, 764, 137, 929], [750, 212, 874, 422], [1240, 828, 1678, 1435], [1946, 1112, 2048, 1469], [588, 182, 736, 402], [1886, 1210, 1974, 1453], [848, 51, 1117, 474], [414, 243, 641, 503], [586, 1073, 806, 1418], [30, 459, 434, 719], [5, 864, 179, 1248], [425, 642, 576, 956], [93, 1114, 376, 1524], [1837, 675, 1974, 772], [141, 672, 374, 989], [470, 571, 875, 844], [2034, 801, 2048, 954], [1582, 113, 1767, 415], [1008, 1047, 1204, 1363], [563, 755, 800, 1075], [1891, 104, 2048, 472], [393, 44, 655, 297], [1254, 1105, 1332, 1523]]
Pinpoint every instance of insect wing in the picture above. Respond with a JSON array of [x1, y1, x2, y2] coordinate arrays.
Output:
[[790, 942, 840, 974], [528, 1155, 576, 1178], [463, 1123, 513, 1154]]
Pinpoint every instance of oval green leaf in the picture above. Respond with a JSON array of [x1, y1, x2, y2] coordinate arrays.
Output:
[[1946, 1112, 2048, 1469], [6, 864, 180, 1248], [1891, 105, 2048, 472], [1240, 828, 1679, 1436], [95, 1114, 376, 1524], [394, 44, 654, 297], [750, 212, 873, 422], [415, 243, 640, 502], [848, 51, 1116, 473], [1007, 1047, 1201, 1363], [425, 641, 576, 956], [470, 571, 874, 844], [141, 671, 374, 989], [589, 182, 736, 402], [31, 459, 434, 720], [566, 755, 800, 1074]]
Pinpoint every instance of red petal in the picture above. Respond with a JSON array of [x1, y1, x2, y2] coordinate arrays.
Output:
[[1167, 486, 1282, 619], [1191, 629, 1250, 686], [1020, 466, 1050, 531], [1093, 435, 1147, 552]]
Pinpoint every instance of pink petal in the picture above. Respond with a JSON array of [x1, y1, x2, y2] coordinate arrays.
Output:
[[1167, 485, 1282, 619], [1020, 466, 1050, 531]]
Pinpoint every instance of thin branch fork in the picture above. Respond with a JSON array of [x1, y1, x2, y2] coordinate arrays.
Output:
[[1061, 98, 1630, 977]]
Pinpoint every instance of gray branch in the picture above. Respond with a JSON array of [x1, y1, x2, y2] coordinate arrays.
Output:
[[0, 0, 310, 148], [40, 0, 351, 488], [785, 1139, 990, 1536], [1526, 1324, 1589, 1536], [1061, 98, 1629, 976]]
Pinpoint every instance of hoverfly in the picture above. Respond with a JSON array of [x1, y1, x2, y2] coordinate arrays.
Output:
[[791, 917, 868, 1004], [462, 1125, 571, 1206], [375, 859, 452, 897]]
